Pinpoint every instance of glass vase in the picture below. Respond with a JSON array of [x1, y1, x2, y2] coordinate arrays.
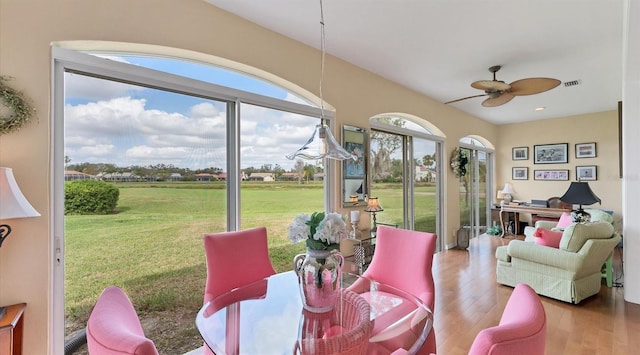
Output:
[[293, 248, 344, 313]]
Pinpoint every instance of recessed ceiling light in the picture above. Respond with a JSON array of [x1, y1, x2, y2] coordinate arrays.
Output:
[[535, 107, 545, 111]]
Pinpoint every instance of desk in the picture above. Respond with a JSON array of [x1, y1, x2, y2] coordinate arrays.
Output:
[[499, 205, 570, 237], [196, 271, 432, 354]]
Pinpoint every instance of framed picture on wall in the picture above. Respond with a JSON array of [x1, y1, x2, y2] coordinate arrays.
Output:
[[512, 167, 528, 180], [534, 169, 569, 181], [576, 165, 597, 181], [533, 143, 569, 164], [512, 147, 528, 160], [575, 142, 597, 158]]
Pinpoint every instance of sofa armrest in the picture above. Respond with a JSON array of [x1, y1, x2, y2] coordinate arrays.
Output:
[[575, 234, 622, 276], [534, 220, 558, 230], [507, 240, 584, 272]]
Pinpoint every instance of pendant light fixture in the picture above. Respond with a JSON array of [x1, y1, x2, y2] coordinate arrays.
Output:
[[286, 0, 356, 161]]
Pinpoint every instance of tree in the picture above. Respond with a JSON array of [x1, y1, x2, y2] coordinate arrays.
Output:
[[370, 117, 405, 181], [303, 164, 316, 181], [273, 164, 284, 180], [294, 159, 305, 184], [422, 153, 435, 169]]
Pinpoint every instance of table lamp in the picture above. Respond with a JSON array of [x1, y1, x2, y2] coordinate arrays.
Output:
[[0, 167, 41, 318], [559, 181, 601, 222], [364, 197, 383, 231], [500, 182, 516, 205]]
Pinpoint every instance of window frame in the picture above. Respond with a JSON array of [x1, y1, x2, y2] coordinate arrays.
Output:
[[51, 46, 337, 351]]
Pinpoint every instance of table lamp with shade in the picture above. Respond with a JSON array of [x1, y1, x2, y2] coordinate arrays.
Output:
[[364, 197, 383, 231], [0, 167, 41, 318], [559, 180, 601, 222], [500, 182, 516, 205]]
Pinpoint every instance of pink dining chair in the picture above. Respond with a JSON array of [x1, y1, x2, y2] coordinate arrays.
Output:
[[351, 225, 437, 355], [468, 283, 546, 355], [86, 286, 159, 355], [203, 226, 277, 354]]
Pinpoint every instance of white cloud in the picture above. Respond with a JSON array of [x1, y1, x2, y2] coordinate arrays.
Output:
[[65, 72, 142, 101]]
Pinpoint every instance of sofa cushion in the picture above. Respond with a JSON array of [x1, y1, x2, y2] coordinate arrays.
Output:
[[556, 212, 573, 229], [533, 228, 562, 248], [559, 221, 615, 252], [583, 209, 614, 224]]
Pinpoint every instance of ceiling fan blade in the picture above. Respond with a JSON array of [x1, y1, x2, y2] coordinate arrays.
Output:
[[471, 80, 511, 91], [482, 93, 514, 107], [509, 78, 561, 96], [444, 94, 487, 104]]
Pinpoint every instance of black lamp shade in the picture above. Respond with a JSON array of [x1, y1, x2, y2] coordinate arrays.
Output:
[[559, 182, 601, 207]]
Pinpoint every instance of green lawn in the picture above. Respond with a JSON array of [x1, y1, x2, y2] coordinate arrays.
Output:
[[64, 181, 437, 353]]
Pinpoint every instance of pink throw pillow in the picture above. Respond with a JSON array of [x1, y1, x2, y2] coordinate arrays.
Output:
[[556, 212, 573, 229], [533, 228, 563, 248]]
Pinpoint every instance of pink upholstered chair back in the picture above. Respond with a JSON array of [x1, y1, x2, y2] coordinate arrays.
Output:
[[203, 227, 277, 303], [87, 286, 159, 355], [360, 225, 437, 355], [468, 283, 547, 355], [363, 225, 436, 312]]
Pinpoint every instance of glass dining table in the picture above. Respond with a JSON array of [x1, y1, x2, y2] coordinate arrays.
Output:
[[195, 271, 433, 354]]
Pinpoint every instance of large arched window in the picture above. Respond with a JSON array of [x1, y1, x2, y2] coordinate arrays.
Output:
[[53, 45, 338, 351], [369, 114, 445, 251], [458, 136, 495, 238]]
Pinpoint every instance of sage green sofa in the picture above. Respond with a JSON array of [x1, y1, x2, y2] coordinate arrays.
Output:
[[496, 220, 621, 304]]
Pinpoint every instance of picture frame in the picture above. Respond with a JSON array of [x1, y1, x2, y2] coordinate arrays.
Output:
[[533, 169, 569, 181], [576, 165, 597, 181], [512, 167, 528, 180], [342, 125, 368, 207], [575, 142, 597, 158], [533, 143, 569, 164], [512, 146, 528, 160]]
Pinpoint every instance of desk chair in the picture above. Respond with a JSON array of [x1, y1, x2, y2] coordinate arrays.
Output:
[[86, 286, 159, 355], [203, 227, 277, 355], [350, 225, 437, 355]]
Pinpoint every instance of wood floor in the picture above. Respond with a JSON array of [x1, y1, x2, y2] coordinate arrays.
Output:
[[432, 234, 639, 355]]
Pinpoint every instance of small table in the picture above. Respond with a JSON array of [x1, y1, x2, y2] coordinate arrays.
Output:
[[0, 303, 26, 355], [196, 271, 433, 354], [499, 205, 570, 237]]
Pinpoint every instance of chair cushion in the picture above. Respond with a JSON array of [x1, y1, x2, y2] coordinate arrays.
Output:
[[559, 221, 615, 252], [533, 228, 562, 248], [555, 212, 573, 229]]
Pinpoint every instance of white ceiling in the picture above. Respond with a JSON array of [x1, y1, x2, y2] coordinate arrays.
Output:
[[205, 0, 623, 125]]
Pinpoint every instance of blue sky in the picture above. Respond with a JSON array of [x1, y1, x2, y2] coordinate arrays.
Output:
[[64, 55, 319, 171], [63, 55, 437, 173]]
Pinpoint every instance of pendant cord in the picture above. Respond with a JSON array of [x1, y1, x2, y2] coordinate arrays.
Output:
[[319, 0, 326, 124]]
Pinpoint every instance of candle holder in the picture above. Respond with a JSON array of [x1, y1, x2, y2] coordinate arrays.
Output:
[[349, 210, 360, 239]]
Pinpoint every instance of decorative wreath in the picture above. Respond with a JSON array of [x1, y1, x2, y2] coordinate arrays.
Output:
[[0, 76, 35, 135], [450, 147, 469, 179]]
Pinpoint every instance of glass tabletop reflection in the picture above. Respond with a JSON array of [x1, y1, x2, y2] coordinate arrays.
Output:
[[195, 271, 433, 354]]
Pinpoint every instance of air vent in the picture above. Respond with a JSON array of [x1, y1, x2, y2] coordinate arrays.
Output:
[[564, 80, 581, 87]]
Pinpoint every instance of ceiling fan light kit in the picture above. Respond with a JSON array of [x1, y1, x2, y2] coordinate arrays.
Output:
[[445, 65, 561, 107]]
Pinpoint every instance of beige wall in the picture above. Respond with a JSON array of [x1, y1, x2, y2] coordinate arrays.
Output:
[[495, 111, 622, 228], [0, 0, 626, 353]]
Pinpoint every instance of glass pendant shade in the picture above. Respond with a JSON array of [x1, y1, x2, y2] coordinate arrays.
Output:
[[285, 0, 356, 162], [286, 122, 355, 161]]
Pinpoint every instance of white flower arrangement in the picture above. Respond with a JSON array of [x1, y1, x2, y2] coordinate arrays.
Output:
[[288, 211, 348, 251]]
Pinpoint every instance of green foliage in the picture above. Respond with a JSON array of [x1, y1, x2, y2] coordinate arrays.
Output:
[[487, 225, 502, 235], [65, 180, 119, 215]]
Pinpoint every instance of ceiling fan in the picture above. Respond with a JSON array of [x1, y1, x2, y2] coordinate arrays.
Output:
[[445, 65, 561, 107]]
